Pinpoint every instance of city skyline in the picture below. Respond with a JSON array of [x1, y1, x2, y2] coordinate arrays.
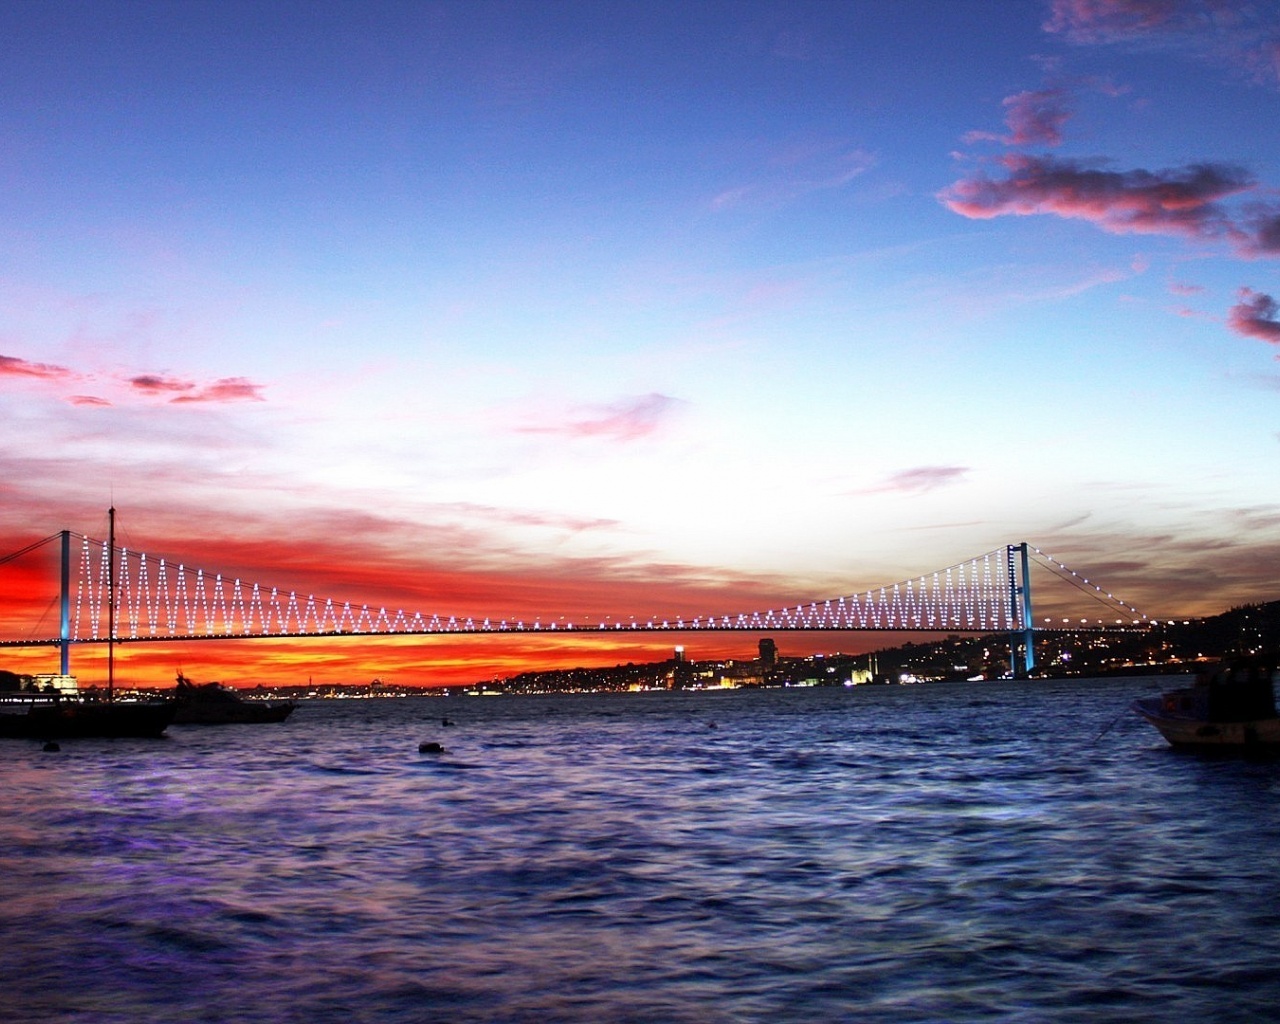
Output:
[[2, 0, 1279, 686]]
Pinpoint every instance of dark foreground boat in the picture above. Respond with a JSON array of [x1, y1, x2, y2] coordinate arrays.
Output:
[[171, 672, 296, 725], [1132, 654, 1280, 748], [0, 695, 176, 740]]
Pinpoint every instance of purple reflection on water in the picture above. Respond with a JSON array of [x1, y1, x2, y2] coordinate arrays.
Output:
[[4, 682, 1280, 1023]]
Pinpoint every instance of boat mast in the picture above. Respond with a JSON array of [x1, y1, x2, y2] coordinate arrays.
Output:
[[107, 506, 115, 701]]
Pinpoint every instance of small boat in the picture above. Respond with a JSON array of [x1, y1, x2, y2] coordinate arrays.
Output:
[[1132, 654, 1280, 748], [170, 672, 296, 725], [0, 694, 176, 739]]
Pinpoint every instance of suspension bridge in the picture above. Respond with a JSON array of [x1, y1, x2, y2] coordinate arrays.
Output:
[[0, 524, 1151, 678]]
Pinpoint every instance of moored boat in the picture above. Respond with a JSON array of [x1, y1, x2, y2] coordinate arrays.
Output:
[[0, 694, 176, 739], [170, 672, 296, 725], [1132, 654, 1279, 748]]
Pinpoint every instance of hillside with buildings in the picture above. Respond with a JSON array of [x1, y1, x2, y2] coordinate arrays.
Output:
[[463, 599, 1280, 694]]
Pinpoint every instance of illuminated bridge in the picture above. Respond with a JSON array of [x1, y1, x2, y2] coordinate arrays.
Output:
[[0, 523, 1151, 677]]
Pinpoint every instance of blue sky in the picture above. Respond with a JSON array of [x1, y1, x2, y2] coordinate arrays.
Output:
[[2, 0, 1279, 682]]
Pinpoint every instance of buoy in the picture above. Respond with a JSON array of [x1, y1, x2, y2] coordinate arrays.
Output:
[[441, 717, 454, 726], [42, 740, 60, 752], [418, 741, 445, 754]]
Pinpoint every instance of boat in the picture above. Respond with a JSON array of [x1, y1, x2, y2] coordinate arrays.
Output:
[[170, 672, 296, 725], [1131, 654, 1280, 748], [0, 693, 175, 739], [0, 506, 177, 741]]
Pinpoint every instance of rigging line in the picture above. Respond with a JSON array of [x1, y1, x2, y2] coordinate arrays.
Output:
[[0, 533, 62, 566], [28, 593, 61, 639], [1029, 553, 1144, 617], [702, 547, 1012, 626]]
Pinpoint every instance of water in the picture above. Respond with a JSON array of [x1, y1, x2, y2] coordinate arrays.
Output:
[[4, 677, 1280, 1023]]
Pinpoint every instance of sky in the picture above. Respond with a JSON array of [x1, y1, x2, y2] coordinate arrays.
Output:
[[2, 0, 1279, 687]]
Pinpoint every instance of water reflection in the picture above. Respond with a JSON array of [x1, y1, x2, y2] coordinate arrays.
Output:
[[3, 679, 1279, 1022]]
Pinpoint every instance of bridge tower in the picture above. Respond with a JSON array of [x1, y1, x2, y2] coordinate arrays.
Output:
[[1008, 542, 1035, 678], [59, 529, 71, 676]]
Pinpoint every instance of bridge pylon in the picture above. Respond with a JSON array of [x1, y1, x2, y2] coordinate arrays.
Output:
[[1009, 542, 1035, 678], [59, 529, 71, 676]]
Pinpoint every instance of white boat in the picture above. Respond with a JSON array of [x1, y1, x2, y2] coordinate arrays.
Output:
[[1132, 655, 1279, 748]]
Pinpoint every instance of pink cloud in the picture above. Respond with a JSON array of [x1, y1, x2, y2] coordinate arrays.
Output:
[[1044, 0, 1280, 86], [129, 373, 195, 396], [0, 354, 76, 382], [940, 154, 1254, 242], [171, 377, 267, 404], [1168, 280, 1204, 295], [710, 186, 754, 211], [1002, 88, 1073, 146], [869, 466, 971, 495], [1227, 288, 1280, 344], [709, 142, 875, 212], [1044, 0, 1181, 42], [442, 503, 619, 534], [2, 355, 262, 405], [518, 393, 682, 442], [129, 373, 265, 403], [1253, 38, 1280, 83], [963, 91, 1072, 147], [1243, 206, 1280, 255]]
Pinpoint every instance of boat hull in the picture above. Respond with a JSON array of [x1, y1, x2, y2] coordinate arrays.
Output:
[[172, 701, 294, 725], [170, 673, 295, 725], [0, 699, 176, 740], [1131, 696, 1280, 748]]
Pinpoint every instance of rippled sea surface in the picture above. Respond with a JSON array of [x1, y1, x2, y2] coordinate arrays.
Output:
[[5, 677, 1280, 1023]]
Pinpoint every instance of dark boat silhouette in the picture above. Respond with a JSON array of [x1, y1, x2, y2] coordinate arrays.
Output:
[[0, 693, 175, 739], [171, 672, 296, 725], [1132, 653, 1279, 748]]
